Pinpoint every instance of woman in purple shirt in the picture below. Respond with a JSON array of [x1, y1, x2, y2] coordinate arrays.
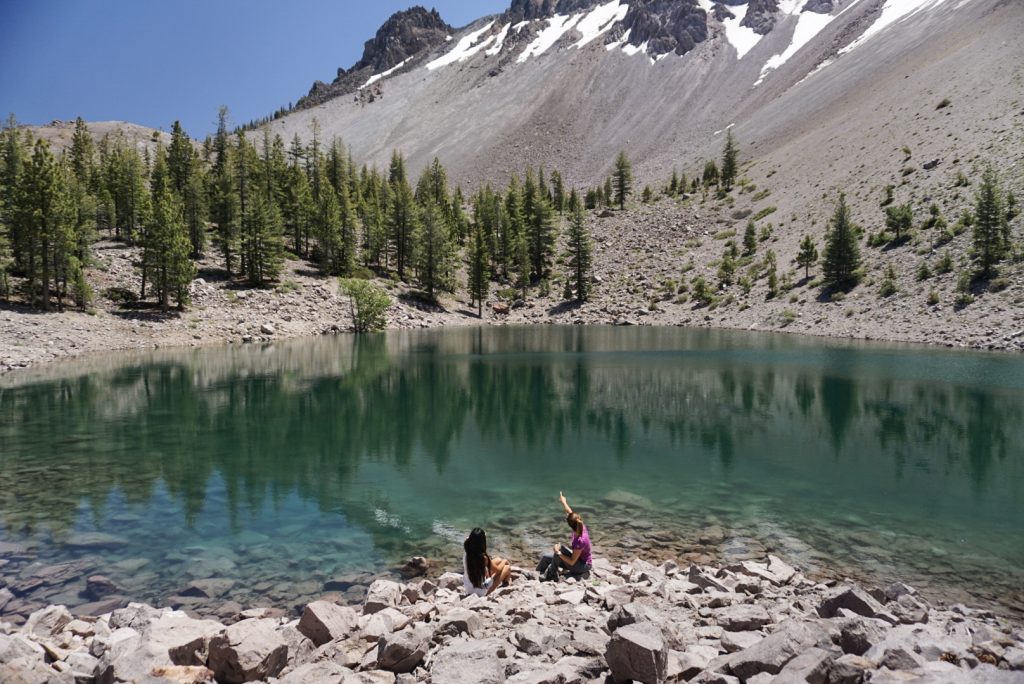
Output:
[[537, 491, 593, 581]]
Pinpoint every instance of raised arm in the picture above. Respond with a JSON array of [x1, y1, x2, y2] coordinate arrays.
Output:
[[559, 491, 572, 515]]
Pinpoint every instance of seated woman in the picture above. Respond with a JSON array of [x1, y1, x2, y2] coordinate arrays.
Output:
[[462, 527, 512, 598], [537, 491, 592, 581]]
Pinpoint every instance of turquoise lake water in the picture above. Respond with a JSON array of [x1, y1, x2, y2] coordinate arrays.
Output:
[[0, 326, 1022, 617]]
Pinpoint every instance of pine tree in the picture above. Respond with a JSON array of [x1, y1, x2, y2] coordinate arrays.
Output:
[[822, 193, 862, 290], [797, 234, 818, 280], [504, 174, 525, 282], [564, 196, 593, 302], [743, 219, 757, 255], [720, 129, 738, 192], [145, 184, 195, 310], [69, 117, 95, 186], [614, 151, 633, 211], [414, 200, 455, 302], [603, 177, 613, 208], [669, 169, 679, 196], [388, 152, 416, 281], [19, 140, 76, 310], [551, 171, 565, 214], [467, 206, 490, 317], [243, 192, 284, 285], [972, 167, 1006, 279], [524, 169, 556, 282], [210, 107, 238, 274], [167, 120, 192, 196]]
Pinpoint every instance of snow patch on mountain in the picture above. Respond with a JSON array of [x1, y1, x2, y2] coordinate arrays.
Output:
[[573, 1, 630, 49], [486, 23, 512, 56], [756, 9, 834, 84], [426, 21, 496, 70], [841, 0, 969, 55], [361, 58, 411, 89], [518, 13, 585, 63], [722, 4, 764, 59]]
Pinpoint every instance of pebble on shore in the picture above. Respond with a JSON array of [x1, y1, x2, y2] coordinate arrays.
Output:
[[1, 554, 1023, 683]]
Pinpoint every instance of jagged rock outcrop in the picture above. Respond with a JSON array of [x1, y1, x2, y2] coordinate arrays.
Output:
[[297, 6, 452, 109], [742, 0, 781, 34], [355, 7, 451, 73], [803, 0, 835, 13], [617, 0, 710, 57]]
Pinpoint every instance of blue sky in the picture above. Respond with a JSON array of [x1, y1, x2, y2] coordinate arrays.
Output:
[[0, 1, 507, 138]]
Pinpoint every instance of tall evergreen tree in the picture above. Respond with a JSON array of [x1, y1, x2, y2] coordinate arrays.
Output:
[[242, 192, 284, 285], [972, 167, 1006, 279], [822, 193, 861, 290], [210, 107, 238, 274], [720, 129, 738, 191], [563, 193, 593, 302], [414, 199, 455, 302], [551, 170, 565, 215], [702, 160, 719, 189], [146, 181, 195, 310], [614, 151, 632, 211], [69, 117, 95, 186], [387, 152, 416, 280], [524, 169, 556, 282], [467, 204, 490, 317]]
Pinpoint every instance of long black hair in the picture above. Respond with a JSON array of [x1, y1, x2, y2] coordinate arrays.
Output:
[[464, 527, 491, 589]]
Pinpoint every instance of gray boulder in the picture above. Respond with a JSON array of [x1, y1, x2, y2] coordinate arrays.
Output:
[[363, 580, 403, 615], [208, 618, 288, 683], [377, 626, 430, 673], [515, 624, 562, 656], [86, 575, 119, 600], [0, 633, 45, 664], [725, 619, 830, 680], [606, 621, 668, 684], [771, 646, 834, 683], [716, 604, 771, 631], [275, 661, 351, 683], [837, 617, 888, 655], [864, 635, 926, 671], [721, 630, 763, 653], [827, 653, 874, 683], [767, 556, 797, 584], [817, 586, 884, 619], [145, 612, 225, 666], [433, 608, 481, 639], [297, 601, 359, 647], [22, 605, 73, 638], [429, 637, 508, 684]]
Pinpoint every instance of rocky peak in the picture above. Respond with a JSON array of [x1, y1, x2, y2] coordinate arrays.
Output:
[[506, 0, 604, 23], [618, 0, 709, 57], [297, 6, 452, 110], [354, 6, 452, 73]]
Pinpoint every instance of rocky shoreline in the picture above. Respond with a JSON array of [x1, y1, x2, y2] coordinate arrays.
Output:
[[2, 554, 1023, 684]]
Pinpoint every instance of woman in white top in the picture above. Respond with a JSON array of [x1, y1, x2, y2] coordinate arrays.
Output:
[[463, 528, 511, 598]]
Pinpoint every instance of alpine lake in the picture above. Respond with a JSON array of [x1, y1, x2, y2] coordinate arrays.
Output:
[[1, 326, 1022, 621]]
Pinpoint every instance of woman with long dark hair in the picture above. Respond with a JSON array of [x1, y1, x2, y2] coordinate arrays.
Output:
[[462, 528, 512, 597], [537, 491, 592, 581]]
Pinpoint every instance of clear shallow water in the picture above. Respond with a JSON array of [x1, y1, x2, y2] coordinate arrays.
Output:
[[0, 326, 1022, 618]]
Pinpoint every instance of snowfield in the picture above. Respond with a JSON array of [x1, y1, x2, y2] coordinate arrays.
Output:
[[573, 1, 630, 49], [426, 21, 495, 71], [518, 14, 584, 63]]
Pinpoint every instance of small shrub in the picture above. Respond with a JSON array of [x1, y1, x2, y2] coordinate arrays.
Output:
[[916, 262, 932, 281], [759, 224, 774, 242], [780, 309, 797, 326], [937, 251, 954, 274], [927, 290, 940, 306], [936, 97, 951, 110], [752, 206, 778, 222], [879, 265, 898, 297], [831, 291, 846, 303], [990, 277, 1010, 292], [691, 276, 712, 306], [497, 287, 518, 301], [880, 185, 895, 207], [340, 278, 391, 333], [714, 229, 737, 240]]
